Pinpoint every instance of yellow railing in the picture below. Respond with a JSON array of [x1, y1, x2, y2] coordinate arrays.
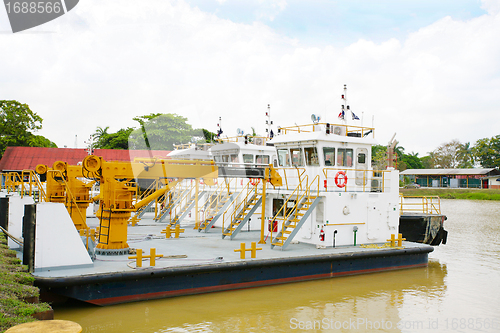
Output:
[[274, 167, 306, 191], [169, 179, 208, 222], [399, 195, 441, 215], [278, 122, 375, 138], [202, 179, 233, 221], [221, 181, 255, 232], [1, 170, 47, 201], [47, 170, 88, 227], [216, 135, 270, 146], [269, 174, 320, 242], [322, 168, 390, 193]]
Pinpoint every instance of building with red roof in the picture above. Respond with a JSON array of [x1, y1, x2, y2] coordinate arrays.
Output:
[[0, 147, 171, 172]]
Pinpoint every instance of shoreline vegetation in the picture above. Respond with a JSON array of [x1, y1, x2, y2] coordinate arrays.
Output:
[[400, 188, 500, 200], [0, 233, 52, 333]]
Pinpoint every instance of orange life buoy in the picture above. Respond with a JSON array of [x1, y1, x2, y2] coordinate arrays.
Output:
[[250, 178, 260, 186], [334, 171, 348, 188]]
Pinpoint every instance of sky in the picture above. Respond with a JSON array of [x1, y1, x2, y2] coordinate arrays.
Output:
[[1, 0, 499, 156]]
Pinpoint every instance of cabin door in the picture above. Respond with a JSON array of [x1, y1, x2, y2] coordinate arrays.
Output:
[[355, 148, 368, 185]]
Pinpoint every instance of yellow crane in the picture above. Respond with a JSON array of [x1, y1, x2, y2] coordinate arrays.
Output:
[[35, 161, 94, 231], [81, 155, 218, 255]]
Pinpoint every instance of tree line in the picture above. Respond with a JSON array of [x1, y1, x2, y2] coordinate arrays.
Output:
[[1, 100, 499, 170], [372, 136, 500, 171]]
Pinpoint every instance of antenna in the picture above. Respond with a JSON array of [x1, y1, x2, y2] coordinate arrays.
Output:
[[266, 104, 273, 138], [311, 114, 321, 124]]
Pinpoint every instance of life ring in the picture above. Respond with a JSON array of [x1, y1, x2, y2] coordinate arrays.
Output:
[[334, 171, 348, 188], [250, 178, 260, 186]]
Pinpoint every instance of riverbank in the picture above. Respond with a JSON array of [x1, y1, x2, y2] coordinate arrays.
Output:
[[0, 233, 52, 333], [400, 188, 500, 200]]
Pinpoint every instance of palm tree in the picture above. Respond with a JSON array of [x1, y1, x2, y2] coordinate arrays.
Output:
[[92, 126, 109, 149], [458, 142, 474, 168]]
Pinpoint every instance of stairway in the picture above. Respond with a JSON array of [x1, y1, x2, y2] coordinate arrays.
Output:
[[154, 187, 191, 222], [222, 194, 263, 240], [271, 196, 322, 250], [169, 191, 207, 226], [198, 192, 236, 232]]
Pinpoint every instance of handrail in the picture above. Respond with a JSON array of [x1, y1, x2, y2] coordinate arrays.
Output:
[[202, 179, 233, 221], [169, 179, 208, 222], [278, 122, 375, 137], [273, 167, 306, 190], [269, 174, 320, 243], [222, 180, 254, 232], [399, 195, 441, 215], [229, 181, 259, 225], [322, 167, 391, 193], [47, 170, 88, 229], [26, 170, 47, 201]]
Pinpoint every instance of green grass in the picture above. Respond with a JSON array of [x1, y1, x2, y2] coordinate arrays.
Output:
[[0, 233, 52, 333], [400, 188, 500, 200]]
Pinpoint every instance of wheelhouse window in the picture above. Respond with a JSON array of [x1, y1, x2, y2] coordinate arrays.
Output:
[[277, 149, 290, 167], [222, 155, 229, 163], [256, 155, 270, 164], [230, 154, 239, 163], [243, 154, 254, 163], [323, 147, 335, 166], [290, 147, 304, 167], [304, 147, 319, 166], [337, 148, 353, 167], [214, 156, 222, 163]]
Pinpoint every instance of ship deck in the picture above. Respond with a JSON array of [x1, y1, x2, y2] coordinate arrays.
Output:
[[33, 214, 432, 279]]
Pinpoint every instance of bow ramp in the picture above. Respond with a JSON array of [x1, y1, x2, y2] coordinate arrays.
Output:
[[222, 182, 263, 240]]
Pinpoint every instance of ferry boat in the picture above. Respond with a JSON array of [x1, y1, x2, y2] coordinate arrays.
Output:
[[1, 86, 437, 305]]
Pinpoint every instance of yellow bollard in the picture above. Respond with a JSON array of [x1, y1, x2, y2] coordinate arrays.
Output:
[[386, 233, 406, 247], [387, 234, 396, 247], [234, 242, 247, 259], [174, 225, 185, 238], [128, 248, 163, 267], [128, 248, 143, 267], [249, 242, 263, 258], [397, 233, 406, 247], [234, 242, 263, 259], [161, 227, 172, 239]]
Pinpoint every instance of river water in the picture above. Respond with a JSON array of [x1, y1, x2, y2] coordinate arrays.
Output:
[[54, 199, 500, 332]]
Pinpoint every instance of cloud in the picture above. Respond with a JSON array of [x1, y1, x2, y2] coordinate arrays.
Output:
[[0, 0, 499, 156]]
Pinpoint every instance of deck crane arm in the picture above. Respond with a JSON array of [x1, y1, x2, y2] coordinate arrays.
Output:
[[81, 155, 218, 255]]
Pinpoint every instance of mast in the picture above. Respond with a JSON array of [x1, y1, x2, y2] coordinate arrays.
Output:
[[266, 104, 273, 138]]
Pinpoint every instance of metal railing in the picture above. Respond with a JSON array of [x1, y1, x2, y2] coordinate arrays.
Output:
[[269, 174, 320, 242], [399, 195, 441, 215]]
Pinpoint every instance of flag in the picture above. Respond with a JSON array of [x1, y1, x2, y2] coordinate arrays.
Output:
[[217, 128, 223, 138], [338, 110, 345, 120], [270, 129, 274, 139], [351, 111, 360, 120]]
